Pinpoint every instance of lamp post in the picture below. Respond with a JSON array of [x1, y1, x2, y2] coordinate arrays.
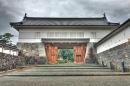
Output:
[[101, 60, 104, 68], [110, 61, 112, 70], [121, 59, 125, 72], [121, 53, 128, 72]]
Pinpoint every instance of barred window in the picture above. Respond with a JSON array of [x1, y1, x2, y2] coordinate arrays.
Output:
[[55, 32, 62, 37], [70, 32, 76, 37], [35, 32, 40, 38], [47, 32, 54, 38], [91, 32, 96, 38], [77, 32, 84, 37], [62, 32, 69, 38], [47, 32, 84, 38]]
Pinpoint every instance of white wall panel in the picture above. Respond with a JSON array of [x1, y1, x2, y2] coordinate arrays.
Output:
[[19, 28, 112, 42], [97, 26, 130, 54], [0, 47, 2, 52], [19, 39, 41, 43]]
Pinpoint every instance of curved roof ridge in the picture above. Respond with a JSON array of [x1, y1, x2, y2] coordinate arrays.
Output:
[[25, 16, 106, 19]]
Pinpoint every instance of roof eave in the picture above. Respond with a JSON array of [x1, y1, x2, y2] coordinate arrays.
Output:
[[12, 25, 119, 27]]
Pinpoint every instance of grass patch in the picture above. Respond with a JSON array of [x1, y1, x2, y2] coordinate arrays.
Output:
[[57, 59, 67, 64]]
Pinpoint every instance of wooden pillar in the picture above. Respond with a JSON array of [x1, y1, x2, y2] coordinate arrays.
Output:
[[74, 46, 75, 63]]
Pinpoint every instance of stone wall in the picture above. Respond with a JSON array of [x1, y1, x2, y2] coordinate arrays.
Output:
[[21, 43, 39, 56], [0, 52, 37, 71], [17, 43, 47, 64], [96, 42, 130, 71]]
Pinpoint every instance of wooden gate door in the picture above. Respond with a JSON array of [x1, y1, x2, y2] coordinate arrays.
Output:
[[74, 45, 86, 63], [45, 45, 58, 64]]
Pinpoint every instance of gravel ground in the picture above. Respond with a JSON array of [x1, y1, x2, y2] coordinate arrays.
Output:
[[0, 76, 130, 86]]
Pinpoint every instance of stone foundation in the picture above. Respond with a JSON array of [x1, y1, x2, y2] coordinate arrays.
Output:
[[0, 52, 37, 71], [18, 43, 39, 56], [96, 42, 130, 71], [17, 42, 47, 64]]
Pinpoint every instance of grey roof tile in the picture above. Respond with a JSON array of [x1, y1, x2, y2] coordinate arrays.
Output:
[[10, 17, 119, 26]]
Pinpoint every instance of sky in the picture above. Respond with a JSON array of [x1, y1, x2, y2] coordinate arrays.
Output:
[[0, 0, 130, 44]]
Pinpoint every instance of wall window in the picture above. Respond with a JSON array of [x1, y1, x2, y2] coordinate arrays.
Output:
[[62, 32, 69, 38], [77, 32, 84, 38], [47, 32, 54, 38], [70, 32, 76, 37], [47, 32, 84, 38], [55, 32, 62, 37], [35, 32, 40, 38], [91, 32, 96, 38]]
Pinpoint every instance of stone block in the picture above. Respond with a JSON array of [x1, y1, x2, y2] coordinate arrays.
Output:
[[20, 43, 39, 57], [128, 38, 130, 41], [37, 56, 47, 64]]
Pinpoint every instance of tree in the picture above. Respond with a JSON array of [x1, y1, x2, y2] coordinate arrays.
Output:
[[0, 33, 13, 44], [58, 49, 74, 61]]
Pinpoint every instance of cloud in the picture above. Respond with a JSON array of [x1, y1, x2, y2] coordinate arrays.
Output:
[[0, 0, 130, 44]]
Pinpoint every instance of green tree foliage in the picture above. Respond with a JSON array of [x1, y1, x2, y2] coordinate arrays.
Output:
[[58, 49, 74, 62], [0, 33, 13, 44]]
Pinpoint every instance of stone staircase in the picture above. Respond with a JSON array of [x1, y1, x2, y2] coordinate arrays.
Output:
[[5, 63, 130, 76]]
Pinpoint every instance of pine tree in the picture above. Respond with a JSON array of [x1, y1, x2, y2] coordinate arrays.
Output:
[[0, 33, 13, 44]]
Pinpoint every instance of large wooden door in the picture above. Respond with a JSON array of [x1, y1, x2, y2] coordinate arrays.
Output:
[[45, 45, 58, 64], [74, 45, 86, 63]]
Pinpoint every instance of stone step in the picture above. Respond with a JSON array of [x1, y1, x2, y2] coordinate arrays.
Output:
[[23, 69, 117, 72], [33, 67, 109, 69], [4, 64, 125, 77], [6, 71, 130, 76], [36, 65, 102, 67], [37, 64, 102, 67]]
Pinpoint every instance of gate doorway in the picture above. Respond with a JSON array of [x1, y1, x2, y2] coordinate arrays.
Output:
[[45, 43, 86, 64]]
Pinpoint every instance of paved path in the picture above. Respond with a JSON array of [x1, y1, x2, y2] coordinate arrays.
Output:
[[0, 63, 130, 86]]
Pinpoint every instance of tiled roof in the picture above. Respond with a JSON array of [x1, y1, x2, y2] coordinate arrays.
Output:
[[10, 15, 119, 26], [0, 43, 18, 50]]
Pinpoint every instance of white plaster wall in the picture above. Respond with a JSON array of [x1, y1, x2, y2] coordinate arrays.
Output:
[[38, 43, 46, 57], [3, 49, 10, 54], [10, 50, 17, 56], [18, 28, 112, 43], [10, 50, 13, 55], [0, 47, 2, 52], [85, 42, 93, 59], [97, 26, 130, 54], [19, 39, 41, 43]]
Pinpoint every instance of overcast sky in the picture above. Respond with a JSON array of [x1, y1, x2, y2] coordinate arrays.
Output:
[[0, 0, 130, 44]]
